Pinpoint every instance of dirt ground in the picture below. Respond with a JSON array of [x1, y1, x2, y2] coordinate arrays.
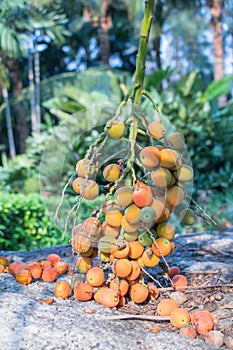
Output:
[[0, 228, 232, 350]]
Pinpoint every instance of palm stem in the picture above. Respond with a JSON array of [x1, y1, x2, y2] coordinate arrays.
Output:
[[133, 0, 155, 106], [127, 0, 155, 177]]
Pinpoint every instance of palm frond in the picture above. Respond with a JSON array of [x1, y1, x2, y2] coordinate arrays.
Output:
[[0, 25, 21, 58]]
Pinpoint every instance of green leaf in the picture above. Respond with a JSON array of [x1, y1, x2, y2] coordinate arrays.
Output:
[[201, 75, 233, 102], [179, 71, 198, 96], [43, 97, 85, 113], [144, 67, 174, 89], [0, 25, 22, 58], [0, 0, 27, 15], [59, 86, 81, 102]]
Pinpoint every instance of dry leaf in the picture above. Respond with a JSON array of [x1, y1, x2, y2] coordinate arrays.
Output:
[[81, 309, 96, 314], [39, 297, 54, 304], [149, 328, 160, 333]]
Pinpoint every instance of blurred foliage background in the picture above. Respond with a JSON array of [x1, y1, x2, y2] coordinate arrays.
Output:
[[0, 0, 233, 250]]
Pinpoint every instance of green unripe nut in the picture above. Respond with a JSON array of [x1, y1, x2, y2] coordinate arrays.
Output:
[[140, 206, 156, 224], [98, 236, 117, 254], [138, 231, 153, 246], [181, 208, 196, 226]]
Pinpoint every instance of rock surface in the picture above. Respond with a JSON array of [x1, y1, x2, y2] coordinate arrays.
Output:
[[0, 228, 233, 350]]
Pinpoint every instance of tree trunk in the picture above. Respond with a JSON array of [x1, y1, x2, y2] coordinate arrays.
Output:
[[209, 0, 227, 107], [34, 44, 41, 132], [7, 59, 29, 153], [98, 23, 110, 65], [153, 35, 162, 70], [13, 103, 29, 154], [28, 47, 38, 133], [99, 0, 111, 65], [2, 87, 16, 159]]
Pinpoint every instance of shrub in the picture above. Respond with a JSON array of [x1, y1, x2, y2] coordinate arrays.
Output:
[[0, 192, 64, 251]]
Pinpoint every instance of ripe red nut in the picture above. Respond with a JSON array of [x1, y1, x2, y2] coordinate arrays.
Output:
[[40, 260, 52, 269], [133, 186, 153, 208], [9, 261, 22, 275], [134, 181, 148, 189], [15, 269, 32, 285], [27, 263, 43, 279], [74, 281, 94, 301], [14, 263, 29, 275], [180, 325, 197, 339], [168, 266, 181, 278], [42, 266, 58, 283], [191, 310, 214, 335], [46, 254, 61, 265], [171, 274, 188, 291], [54, 281, 71, 299]]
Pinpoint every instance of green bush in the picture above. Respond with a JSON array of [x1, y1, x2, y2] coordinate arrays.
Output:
[[0, 192, 64, 251]]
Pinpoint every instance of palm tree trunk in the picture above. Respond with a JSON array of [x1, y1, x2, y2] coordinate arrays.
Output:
[[34, 44, 41, 132], [209, 0, 227, 107], [153, 0, 163, 70], [28, 47, 38, 133], [97, 24, 110, 65], [153, 35, 162, 69], [2, 87, 16, 159], [7, 58, 29, 153]]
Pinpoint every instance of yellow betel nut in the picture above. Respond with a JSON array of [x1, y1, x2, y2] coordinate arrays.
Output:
[[106, 120, 125, 139], [174, 164, 194, 182], [103, 164, 121, 182], [160, 148, 182, 170], [105, 207, 123, 227], [166, 185, 184, 206], [157, 222, 175, 240]]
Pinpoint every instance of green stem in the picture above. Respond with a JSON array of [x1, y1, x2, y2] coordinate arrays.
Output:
[[115, 82, 140, 118], [133, 0, 155, 106], [127, 0, 155, 180], [141, 89, 162, 120]]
